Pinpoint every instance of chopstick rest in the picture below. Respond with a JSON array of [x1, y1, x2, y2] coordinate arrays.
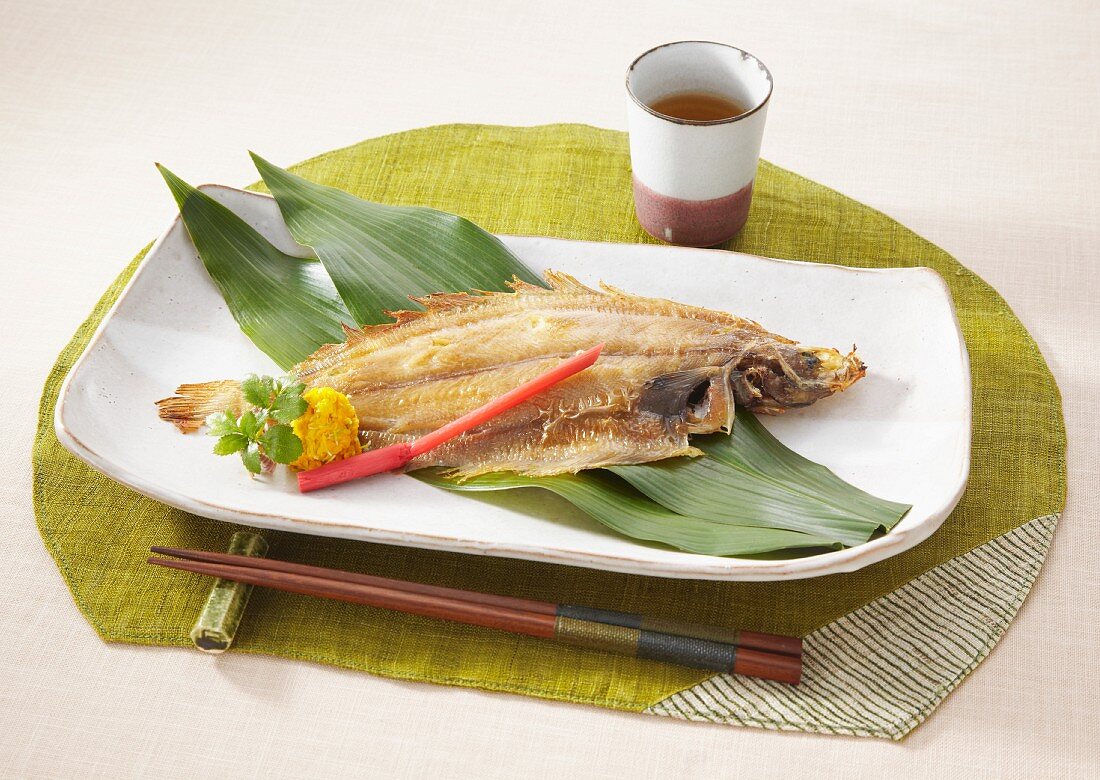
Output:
[[187, 531, 268, 653]]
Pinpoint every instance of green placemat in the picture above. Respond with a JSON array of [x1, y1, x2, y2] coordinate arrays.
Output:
[[33, 124, 1065, 739]]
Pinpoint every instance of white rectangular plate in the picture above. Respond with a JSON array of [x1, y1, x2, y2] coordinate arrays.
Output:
[[55, 185, 970, 581]]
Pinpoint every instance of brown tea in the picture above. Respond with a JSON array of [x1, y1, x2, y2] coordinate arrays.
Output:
[[648, 91, 748, 121]]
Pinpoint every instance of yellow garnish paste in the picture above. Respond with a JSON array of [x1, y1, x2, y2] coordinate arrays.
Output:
[[290, 387, 362, 471]]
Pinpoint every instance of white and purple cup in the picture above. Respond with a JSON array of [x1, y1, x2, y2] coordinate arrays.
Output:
[[626, 41, 773, 246]]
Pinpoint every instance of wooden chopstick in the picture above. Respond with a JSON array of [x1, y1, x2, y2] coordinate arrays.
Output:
[[151, 546, 801, 658], [149, 549, 801, 685]]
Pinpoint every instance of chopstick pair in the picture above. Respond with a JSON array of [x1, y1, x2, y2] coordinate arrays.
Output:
[[149, 546, 802, 685]]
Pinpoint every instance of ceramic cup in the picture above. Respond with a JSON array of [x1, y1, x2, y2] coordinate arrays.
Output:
[[626, 41, 773, 246]]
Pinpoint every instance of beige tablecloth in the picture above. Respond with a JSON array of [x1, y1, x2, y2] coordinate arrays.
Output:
[[2, 0, 1096, 776]]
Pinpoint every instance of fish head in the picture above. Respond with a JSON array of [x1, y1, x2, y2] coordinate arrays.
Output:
[[730, 342, 866, 414], [638, 341, 865, 431]]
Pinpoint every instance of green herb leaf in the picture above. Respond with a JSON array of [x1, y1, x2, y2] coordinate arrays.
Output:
[[237, 410, 261, 439], [259, 424, 303, 464], [213, 433, 249, 456], [158, 165, 354, 369], [200, 373, 308, 475], [205, 411, 240, 438], [270, 386, 308, 424], [240, 444, 263, 474], [275, 376, 305, 396], [240, 374, 275, 408]]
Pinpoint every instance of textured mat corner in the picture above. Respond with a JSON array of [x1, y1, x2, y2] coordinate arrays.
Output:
[[646, 514, 1059, 739]]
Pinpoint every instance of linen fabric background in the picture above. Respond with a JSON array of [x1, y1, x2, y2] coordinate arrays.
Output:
[[3, 0, 1096, 776]]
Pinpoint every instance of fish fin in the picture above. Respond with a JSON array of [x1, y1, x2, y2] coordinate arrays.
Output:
[[543, 270, 601, 294], [506, 276, 550, 295], [298, 322, 389, 371], [341, 322, 370, 343], [598, 281, 631, 296], [383, 309, 427, 326], [296, 336, 364, 373], [406, 412, 704, 480], [436, 444, 706, 481], [156, 380, 243, 433], [505, 444, 705, 477], [638, 364, 736, 434], [408, 292, 485, 312]]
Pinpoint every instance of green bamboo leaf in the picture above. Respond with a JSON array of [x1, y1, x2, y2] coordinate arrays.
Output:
[[158, 165, 353, 370], [415, 469, 839, 556], [250, 153, 545, 324], [609, 409, 911, 547], [700, 411, 911, 522]]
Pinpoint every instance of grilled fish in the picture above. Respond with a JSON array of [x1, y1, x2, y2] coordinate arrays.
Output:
[[158, 271, 865, 478]]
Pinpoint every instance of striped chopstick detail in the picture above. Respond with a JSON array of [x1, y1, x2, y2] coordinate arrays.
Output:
[[552, 613, 800, 684], [554, 615, 737, 671], [558, 605, 735, 651]]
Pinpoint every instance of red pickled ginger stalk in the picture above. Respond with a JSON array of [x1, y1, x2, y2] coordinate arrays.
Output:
[[298, 344, 604, 493]]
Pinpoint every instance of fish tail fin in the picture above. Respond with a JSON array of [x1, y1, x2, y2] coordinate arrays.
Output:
[[156, 380, 243, 433]]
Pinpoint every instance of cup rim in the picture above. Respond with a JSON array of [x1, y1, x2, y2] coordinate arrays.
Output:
[[625, 40, 774, 126]]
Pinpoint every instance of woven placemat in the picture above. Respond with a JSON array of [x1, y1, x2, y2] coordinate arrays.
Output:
[[33, 124, 1065, 739]]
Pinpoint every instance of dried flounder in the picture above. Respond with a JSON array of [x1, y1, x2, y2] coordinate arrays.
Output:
[[158, 271, 865, 478]]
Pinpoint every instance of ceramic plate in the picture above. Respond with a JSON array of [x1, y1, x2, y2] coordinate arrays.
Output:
[[55, 185, 970, 581]]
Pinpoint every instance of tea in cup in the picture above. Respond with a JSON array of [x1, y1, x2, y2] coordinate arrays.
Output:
[[626, 41, 773, 246]]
